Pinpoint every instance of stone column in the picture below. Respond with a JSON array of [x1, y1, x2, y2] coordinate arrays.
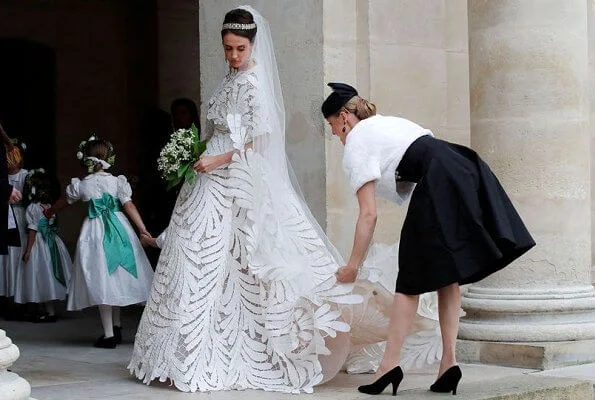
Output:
[[0, 330, 34, 400], [458, 0, 595, 370]]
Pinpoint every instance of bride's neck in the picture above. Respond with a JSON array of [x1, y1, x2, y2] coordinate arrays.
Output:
[[236, 59, 256, 72]]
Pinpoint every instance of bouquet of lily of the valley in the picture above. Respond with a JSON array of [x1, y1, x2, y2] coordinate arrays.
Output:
[[157, 123, 207, 190]]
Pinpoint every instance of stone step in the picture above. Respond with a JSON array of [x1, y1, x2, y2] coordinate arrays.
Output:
[[382, 376, 592, 400]]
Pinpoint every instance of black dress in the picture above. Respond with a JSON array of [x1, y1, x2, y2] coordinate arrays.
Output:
[[395, 135, 535, 295]]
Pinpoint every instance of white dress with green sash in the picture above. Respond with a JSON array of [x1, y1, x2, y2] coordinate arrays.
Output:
[[66, 172, 154, 310], [14, 203, 72, 303]]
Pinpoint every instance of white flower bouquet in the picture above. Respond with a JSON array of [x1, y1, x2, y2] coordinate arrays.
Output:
[[157, 124, 206, 190]]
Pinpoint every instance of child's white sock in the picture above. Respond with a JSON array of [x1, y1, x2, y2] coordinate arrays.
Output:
[[98, 305, 114, 338], [45, 302, 55, 316], [113, 306, 121, 328]]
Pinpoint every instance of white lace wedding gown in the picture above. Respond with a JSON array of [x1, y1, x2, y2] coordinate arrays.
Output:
[[128, 67, 360, 393]]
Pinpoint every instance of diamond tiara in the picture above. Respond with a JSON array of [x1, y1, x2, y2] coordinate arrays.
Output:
[[222, 22, 256, 30]]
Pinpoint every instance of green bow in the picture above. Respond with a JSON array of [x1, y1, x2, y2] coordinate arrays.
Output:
[[38, 217, 66, 287], [87, 193, 137, 278]]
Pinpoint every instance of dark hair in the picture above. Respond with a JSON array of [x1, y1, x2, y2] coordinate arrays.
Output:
[[81, 138, 115, 173], [221, 8, 257, 43], [170, 98, 200, 130], [23, 169, 53, 205]]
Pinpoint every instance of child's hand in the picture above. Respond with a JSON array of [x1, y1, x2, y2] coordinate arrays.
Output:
[[9, 188, 21, 204], [43, 207, 54, 219], [22, 250, 31, 263], [140, 232, 157, 248]]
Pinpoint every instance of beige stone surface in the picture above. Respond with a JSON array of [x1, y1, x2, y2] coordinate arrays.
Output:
[[324, 0, 470, 258], [589, 0, 595, 281], [460, 0, 595, 350], [458, 339, 595, 370]]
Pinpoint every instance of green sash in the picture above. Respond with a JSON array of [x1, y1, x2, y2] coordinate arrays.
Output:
[[38, 218, 66, 287], [87, 193, 137, 278]]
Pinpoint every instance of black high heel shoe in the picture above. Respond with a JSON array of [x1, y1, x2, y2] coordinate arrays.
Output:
[[430, 365, 462, 395], [358, 366, 403, 396]]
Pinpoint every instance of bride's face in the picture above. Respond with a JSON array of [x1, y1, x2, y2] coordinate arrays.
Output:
[[223, 33, 253, 70]]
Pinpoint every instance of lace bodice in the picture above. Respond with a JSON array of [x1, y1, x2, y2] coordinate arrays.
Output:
[[204, 67, 269, 155]]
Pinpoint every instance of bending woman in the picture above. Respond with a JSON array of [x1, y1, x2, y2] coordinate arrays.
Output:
[[322, 82, 535, 396]]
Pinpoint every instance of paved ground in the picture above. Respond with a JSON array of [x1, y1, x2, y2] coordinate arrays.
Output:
[[2, 306, 594, 399]]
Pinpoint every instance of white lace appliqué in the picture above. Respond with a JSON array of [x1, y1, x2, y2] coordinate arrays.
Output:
[[128, 69, 359, 393]]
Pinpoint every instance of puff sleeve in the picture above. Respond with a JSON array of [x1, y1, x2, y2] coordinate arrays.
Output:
[[116, 175, 133, 205], [25, 204, 40, 231], [65, 178, 81, 204]]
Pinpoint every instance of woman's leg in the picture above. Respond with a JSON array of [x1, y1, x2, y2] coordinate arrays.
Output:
[[374, 292, 419, 379], [436, 282, 461, 377]]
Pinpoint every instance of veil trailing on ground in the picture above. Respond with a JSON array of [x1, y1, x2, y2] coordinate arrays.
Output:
[[227, 5, 441, 382]]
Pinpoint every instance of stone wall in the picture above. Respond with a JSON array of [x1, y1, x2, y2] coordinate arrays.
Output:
[[325, 0, 470, 258]]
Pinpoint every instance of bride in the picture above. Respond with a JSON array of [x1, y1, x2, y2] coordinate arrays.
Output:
[[128, 5, 441, 393], [128, 6, 359, 393]]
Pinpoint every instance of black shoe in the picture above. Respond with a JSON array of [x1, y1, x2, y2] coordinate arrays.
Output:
[[430, 365, 462, 395], [358, 366, 403, 396], [32, 314, 57, 323], [113, 326, 122, 344], [93, 335, 117, 349]]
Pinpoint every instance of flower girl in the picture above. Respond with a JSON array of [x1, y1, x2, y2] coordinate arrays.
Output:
[[14, 168, 72, 322], [46, 136, 154, 348]]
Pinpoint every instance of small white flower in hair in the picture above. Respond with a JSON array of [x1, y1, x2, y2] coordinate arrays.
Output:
[[77, 151, 83, 160], [89, 135, 96, 141], [21, 143, 27, 150]]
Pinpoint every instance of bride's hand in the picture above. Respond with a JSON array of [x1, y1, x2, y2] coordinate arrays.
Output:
[[335, 265, 358, 283], [193, 155, 221, 173]]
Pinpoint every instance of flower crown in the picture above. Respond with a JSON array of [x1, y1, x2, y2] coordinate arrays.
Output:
[[77, 134, 116, 173], [25, 168, 48, 202], [10, 138, 27, 151]]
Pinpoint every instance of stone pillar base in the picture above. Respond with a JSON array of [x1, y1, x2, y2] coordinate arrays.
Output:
[[457, 338, 595, 370], [0, 330, 34, 400]]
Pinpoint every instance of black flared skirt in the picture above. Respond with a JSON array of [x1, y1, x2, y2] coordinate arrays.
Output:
[[395, 135, 535, 295]]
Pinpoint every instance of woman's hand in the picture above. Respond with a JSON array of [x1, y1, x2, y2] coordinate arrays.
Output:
[[335, 265, 358, 283], [193, 155, 222, 173], [9, 188, 21, 204]]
